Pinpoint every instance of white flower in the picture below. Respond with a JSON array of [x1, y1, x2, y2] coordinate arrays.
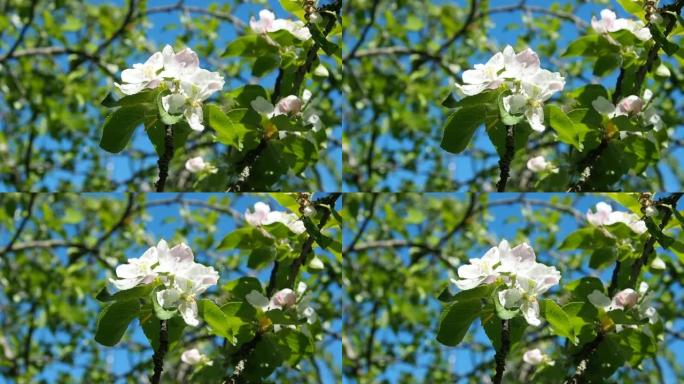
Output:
[[455, 51, 505, 96], [162, 68, 225, 132], [505, 69, 565, 132], [313, 64, 329, 77], [523, 349, 544, 365], [591, 9, 651, 41], [115, 51, 164, 95], [154, 241, 194, 275], [650, 257, 666, 270], [526, 156, 551, 172], [586, 202, 647, 234], [501, 46, 541, 80], [185, 156, 208, 173], [246, 285, 317, 325], [498, 262, 561, 326], [156, 263, 219, 327], [450, 241, 503, 290], [244, 202, 306, 234], [110, 242, 161, 290], [160, 45, 200, 80], [181, 349, 203, 365], [250, 9, 311, 41]]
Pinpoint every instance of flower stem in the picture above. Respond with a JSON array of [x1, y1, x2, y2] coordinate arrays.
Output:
[[151, 319, 168, 384], [496, 125, 515, 192], [492, 319, 510, 384], [155, 124, 174, 192]]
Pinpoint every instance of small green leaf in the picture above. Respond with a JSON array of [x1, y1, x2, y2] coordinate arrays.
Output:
[[206, 104, 255, 150], [644, 217, 675, 249], [96, 283, 158, 302], [650, 24, 679, 56], [156, 92, 184, 125], [548, 105, 587, 150], [199, 299, 238, 344], [279, 0, 306, 21], [436, 298, 481, 346], [541, 299, 578, 344], [152, 286, 178, 320], [94, 299, 141, 346], [440, 105, 486, 154], [492, 290, 519, 320], [101, 89, 160, 108], [99, 105, 151, 153]]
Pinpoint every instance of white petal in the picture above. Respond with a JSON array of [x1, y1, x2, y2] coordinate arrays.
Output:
[[115, 82, 146, 95], [522, 299, 541, 326], [180, 300, 200, 326], [185, 106, 205, 132], [110, 277, 143, 290], [526, 105, 545, 132], [121, 68, 145, 84]]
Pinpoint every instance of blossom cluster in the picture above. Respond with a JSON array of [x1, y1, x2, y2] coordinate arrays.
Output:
[[586, 202, 647, 234], [181, 348, 213, 366], [110, 240, 219, 326], [246, 282, 318, 329], [115, 45, 225, 132], [455, 46, 565, 132], [451, 240, 561, 326], [588, 281, 658, 327], [523, 348, 554, 366], [245, 202, 306, 234], [591, 9, 652, 41]]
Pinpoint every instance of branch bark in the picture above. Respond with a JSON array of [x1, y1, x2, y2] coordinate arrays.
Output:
[[496, 125, 515, 192], [150, 320, 168, 384], [155, 125, 174, 192], [492, 319, 510, 384]]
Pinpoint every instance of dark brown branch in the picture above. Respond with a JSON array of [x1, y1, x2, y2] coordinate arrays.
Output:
[[155, 125, 174, 192], [492, 319, 510, 384], [150, 320, 168, 384], [496, 125, 515, 192]]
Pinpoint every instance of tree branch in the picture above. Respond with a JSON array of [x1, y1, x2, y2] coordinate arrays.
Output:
[[492, 319, 510, 384], [150, 320, 168, 384], [496, 125, 515, 192], [1, 193, 36, 256], [0, 0, 38, 64], [155, 125, 174, 192]]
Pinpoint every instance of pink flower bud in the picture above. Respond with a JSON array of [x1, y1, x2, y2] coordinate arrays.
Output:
[[270, 288, 297, 309], [616, 95, 644, 115], [613, 288, 638, 309], [274, 95, 303, 115]]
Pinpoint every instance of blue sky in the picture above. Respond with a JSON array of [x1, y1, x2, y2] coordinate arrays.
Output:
[[0, 193, 341, 383], [342, 193, 684, 383], [7, 0, 341, 191], [341, 0, 684, 191]]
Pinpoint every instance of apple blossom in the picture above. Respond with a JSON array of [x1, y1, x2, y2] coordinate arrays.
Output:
[[454, 51, 505, 96], [498, 262, 561, 326], [110, 242, 161, 290], [591, 9, 652, 41], [181, 348, 203, 365], [650, 257, 666, 270], [526, 156, 551, 172], [588, 288, 638, 311], [586, 202, 647, 234], [244, 202, 306, 234], [270, 288, 297, 309], [115, 52, 164, 95], [250, 95, 303, 118], [245, 283, 317, 325], [504, 68, 566, 132], [156, 262, 219, 326], [450, 241, 503, 290], [523, 349, 544, 365], [250, 9, 312, 41], [592, 95, 643, 119], [185, 156, 208, 173]]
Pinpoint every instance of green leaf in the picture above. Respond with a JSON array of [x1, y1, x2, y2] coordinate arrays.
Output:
[[303, 216, 333, 247], [271, 114, 308, 131], [140, 313, 186, 351], [649, 24, 679, 56], [440, 105, 487, 154], [604, 193, 642, 215], [94, 299, 141, 346], [272, 328, 313, 366], [99, 104, 150, 153], [644, 217, 675, 249], [617, 0, 646, 19], [563, 35, 599, 57], [279, 0, 306, 21], [492, 290, 519, 320], [309, 23, 339, 56], [101, 89, 160, 108], [222, 35, 262, 57], [441, 92, 458, 108], [541, 299, 578, 344], [222, 276, 264, 300], [252, 54, 281, 77], [559, 227, 614, 251], [244, 335, 283, 380], [96, 283, 158, 302], [548, 105, 587, 150], [269, 193, 300, 213], [206, 104, 255, 150], [248, 246, 277, 269], [146, 119, 192, 158], [566, 277, 605, 302], [482, 315, 527, 350], [615, 329, 656, 366], [436, 285, 493, 346], [199, 299, 238, 344]]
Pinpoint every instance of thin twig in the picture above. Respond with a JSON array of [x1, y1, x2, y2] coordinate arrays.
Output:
[[1, 193, 36, 256], [492, 319, 510, 384], [155, 125, 174, 192], [150, 320, 169, 384], [496, 125, 515, 192], [0, 0, 38, 64]]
